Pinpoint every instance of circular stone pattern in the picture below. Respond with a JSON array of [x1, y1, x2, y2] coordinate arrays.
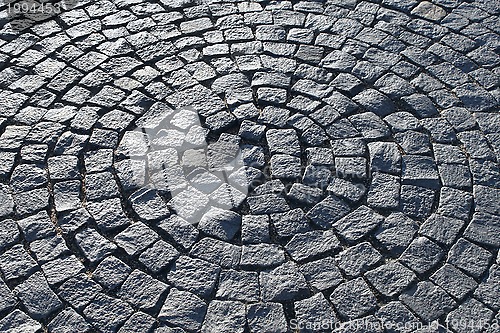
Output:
[[0, 1, 499, 332]]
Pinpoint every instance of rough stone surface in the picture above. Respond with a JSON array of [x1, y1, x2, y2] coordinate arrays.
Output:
[[330, 278, 377, 320], [159, 288, 207, 332], [0, 1, 497, 330]]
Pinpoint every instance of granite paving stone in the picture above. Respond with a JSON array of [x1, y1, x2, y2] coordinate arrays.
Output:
[[246, 302, 288, 333], [14, 271, 62, 320], [159, 288, 207, 332], [400, 281, 456, 322], [0, 1, 497, 331], [330, 277, 377, 320]]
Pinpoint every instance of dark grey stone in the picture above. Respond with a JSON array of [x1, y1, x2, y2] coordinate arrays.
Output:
[[287, 183, 323, 206], [366, 262, 416, 297], [85, 172, 120, 201], [14, 271, 62, 320], [464, 212, 500, 247], [333, 205, 384, 243], [241, 244, 285, 268], [454, 83, 497, 111], [473, 185, 500, 216], [368, 142, 401, 174], [41, 255, 85, 285], [335, 157, 367, 179], [446, 298, 494, 333], [310, 106, 340, 127], [0, 219, 19, 251], [469, 158, 500, 187], [307, 195, 351, 229], [10, 164, 48, 193], [0, 277, 16, 313], [157, 215, 199, 250], [402, 155, 439, 189], [400, 94, 439, 118], [58, 274, 103, 310], [447, 238, 492, 278], [437, 187, 473, 220], [375, 212, 418, 255], [327, 177, 365, 203], [114, 222, 159, 256], [54, 131, 89, 155], [324, 92, 358, 116], [400, 185, 436, 218], [159, 288, 207, 332], [375, 73, 416, 98], [400, 281, 456, 322], [399, 237, 444, 275], [294, 293, 337, 333], [247, 193, 290, 214], [349, 112, 389, 139], [458, 131, 496, 160], [75, 227, 116, 263], [167, 256, 220, 298], [246, 302, 288, 333], [303, 165, 331, 189], [367, 172, 400, 209], [260, 262, 309, 302], [286, 230, 341, 262], [271, 208, 311, 238], [205, 111, 237, 132], [83, 294, 134, 333], [238, 120, 265, 141], [430, 264, 478, 300], [419, 214, 465, 246], [438, 163, 472, 189], [325, 119, 359, 139], [336, 242, 382, 277], [119, 269, 168, 310], [139, 240, 179, 274], [30, 235, 69, 264], [321, 50, 357, 71], [299, 257, 344, 291], [216, 269, 259, 302], [53, 180, 81, 212], [129, 188, 170, 221], [266, 129, 300, 156], [330, 277, 377, 320], [474, 264, 500, 310], [433, 144, 467, 165], [0, 309, 42, 333], [0, 152, 16, 178], [0, 244, 38, 281], [259, 106, 290, 127], [202, 300, 246, 333], [190, 237, 241, 269], [118, 312, 156, 333], [395, 131, 431, 154], [421, 118, 457, 144], [199, 207, 241, 241], [241, 215, 270, 244], [13, 187, 50, 216], [270, 154, 302, 179], [330, 73, 363, 95], [93, 256, 132, 290], [48, 307, 90, 333], [375, 301, 420, 333], [58, 208, 92, 234]]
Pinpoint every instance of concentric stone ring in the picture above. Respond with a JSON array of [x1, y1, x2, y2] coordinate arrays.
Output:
[[0, 0, 499, 332]]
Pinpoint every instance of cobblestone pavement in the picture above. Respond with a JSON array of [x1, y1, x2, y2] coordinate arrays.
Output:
[[0, 0, 499, 332]]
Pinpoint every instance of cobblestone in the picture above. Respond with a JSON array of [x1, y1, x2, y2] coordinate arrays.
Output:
[[0, 1, 498, 331]]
